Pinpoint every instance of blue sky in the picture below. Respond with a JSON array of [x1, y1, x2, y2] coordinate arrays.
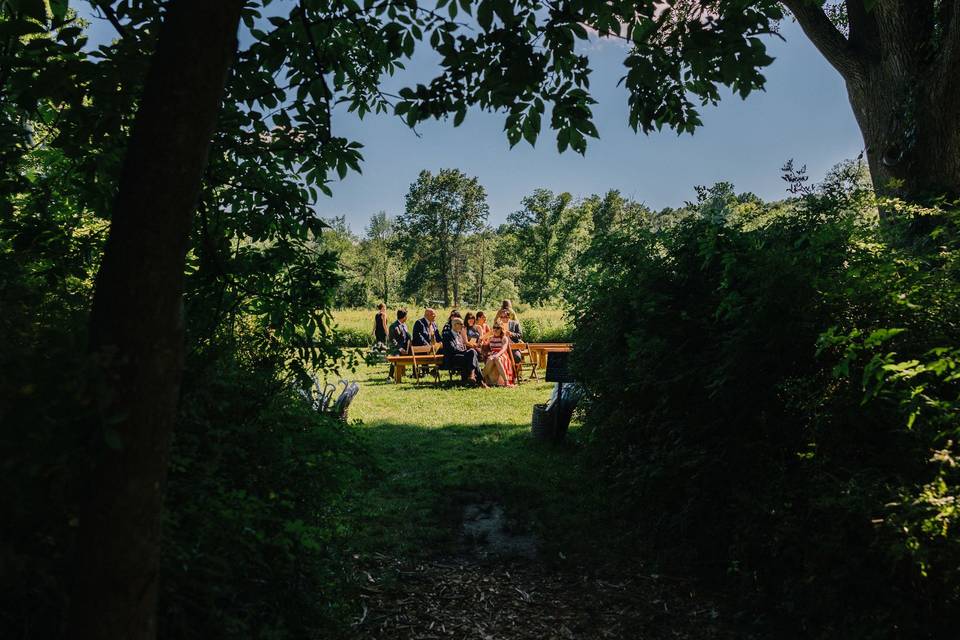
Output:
[[320, 19, 863, 229], [81, 6, 864, 231]]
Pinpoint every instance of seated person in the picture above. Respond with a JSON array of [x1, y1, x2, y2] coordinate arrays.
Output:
[[464, 312, 481, 346], [442, 317, 485, 386], [389, 309, 410, 354], [475, 311, 490, 338], [387, 308, 410, 380], [412, 308, 441, 349], [442, 309, 462, 334], [482, 322, 516, 387], [496, 307, 523, 364]]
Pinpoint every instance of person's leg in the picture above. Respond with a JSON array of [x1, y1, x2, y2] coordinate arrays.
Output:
[[495, 358, 508, 386], [448, 353, 469, 383], [467, 351, 482, 384], [483, 358, 499, 385]]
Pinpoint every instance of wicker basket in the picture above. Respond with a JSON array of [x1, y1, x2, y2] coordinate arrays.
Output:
[[531, 403, 556, 439]]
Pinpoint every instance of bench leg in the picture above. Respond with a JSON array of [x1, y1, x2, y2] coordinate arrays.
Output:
[[394, 364, 404, 383]]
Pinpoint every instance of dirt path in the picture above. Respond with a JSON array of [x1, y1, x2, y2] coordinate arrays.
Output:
[[350, 498, 739, 640], [352, 555, 734, 640]]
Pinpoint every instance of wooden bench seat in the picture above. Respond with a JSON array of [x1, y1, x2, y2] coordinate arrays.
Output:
[[387, 344, 443, 383], [386, 341, 573, 385]]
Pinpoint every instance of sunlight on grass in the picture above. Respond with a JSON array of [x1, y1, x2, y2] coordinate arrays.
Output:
[[338, 360, 610, 562]]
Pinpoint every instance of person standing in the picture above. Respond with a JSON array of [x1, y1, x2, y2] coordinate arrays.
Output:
[[373, 302, 388, 346]]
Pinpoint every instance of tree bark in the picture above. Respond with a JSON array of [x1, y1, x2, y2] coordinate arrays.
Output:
[[69, 2, 243, 639], [847, 69, 960, 204], [784, 0, 960, 204]]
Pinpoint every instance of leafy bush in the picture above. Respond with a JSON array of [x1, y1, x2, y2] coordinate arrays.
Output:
[[0, 136, 365, 638], [160, 332, 367, 638], [567, 170, 960, 638], [336, 326, 374, 348]]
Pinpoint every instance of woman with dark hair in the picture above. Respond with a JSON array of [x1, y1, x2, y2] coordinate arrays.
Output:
[[442, 317, 486, 387], [475, 311, 490, 339], [373, 302, 388, 346], [482, 321, 516, 387], [464, 312, 480, 345]]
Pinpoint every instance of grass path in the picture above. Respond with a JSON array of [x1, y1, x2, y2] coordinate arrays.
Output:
[[343, 360, 599, 559], [337, 361, 743, 639]]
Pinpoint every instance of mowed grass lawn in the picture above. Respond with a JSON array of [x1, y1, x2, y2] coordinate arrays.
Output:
[[337, 358, 612, 562]]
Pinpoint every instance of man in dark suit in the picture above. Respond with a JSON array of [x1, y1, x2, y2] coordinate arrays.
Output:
[[412, 308, 441, 348], [389, 309, 410, 354], [442, 318, 485, 386], [387, 309, 410, 380]]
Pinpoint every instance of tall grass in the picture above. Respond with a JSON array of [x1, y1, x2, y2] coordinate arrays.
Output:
[[333, 305, 573, 347]]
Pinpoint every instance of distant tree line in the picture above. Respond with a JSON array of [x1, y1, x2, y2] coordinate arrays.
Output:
[[317, 167, 751, 309]]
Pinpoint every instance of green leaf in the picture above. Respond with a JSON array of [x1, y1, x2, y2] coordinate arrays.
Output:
[[50, 0, 69, 21]]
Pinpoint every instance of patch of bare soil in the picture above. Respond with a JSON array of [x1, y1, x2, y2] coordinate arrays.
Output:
[[351, 556, 735, 640], [351, 498, 741, 639]]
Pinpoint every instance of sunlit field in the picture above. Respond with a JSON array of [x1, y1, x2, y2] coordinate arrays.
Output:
[[333, 305, 572, 345]]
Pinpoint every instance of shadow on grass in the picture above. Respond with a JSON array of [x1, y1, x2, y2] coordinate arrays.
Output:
[[342, 419, 621, 565]]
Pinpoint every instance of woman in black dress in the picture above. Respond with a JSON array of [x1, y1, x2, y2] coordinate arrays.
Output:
[[373, 302, 388, 345]]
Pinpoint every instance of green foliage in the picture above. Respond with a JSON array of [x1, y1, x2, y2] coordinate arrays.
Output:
[[161, 334, 368, 639], [567, 165, 960, 638], [396, 168, 490, 306], [505, 189, 592, 303]]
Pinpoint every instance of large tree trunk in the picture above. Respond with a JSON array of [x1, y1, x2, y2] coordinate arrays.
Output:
[[785, 0, 960, 205], [847, 56, 960, 204], [69, 2, 243, 639]]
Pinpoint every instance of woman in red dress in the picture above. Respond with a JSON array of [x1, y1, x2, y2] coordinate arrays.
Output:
[[482, 322, 516, 387]]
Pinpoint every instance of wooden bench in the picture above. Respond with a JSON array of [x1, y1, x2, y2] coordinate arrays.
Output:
[[387, 343, 443, 384], [386, 341, 568, 385], [510, 341, 531, 382]]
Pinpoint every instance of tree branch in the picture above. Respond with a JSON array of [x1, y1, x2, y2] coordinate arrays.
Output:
[[90, 0, 135, 42], [296, 0, 333, 142], [846, 0, 880, 59], [782, 0, 864, 82]]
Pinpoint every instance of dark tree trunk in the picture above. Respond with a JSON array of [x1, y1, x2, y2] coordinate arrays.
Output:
[[440, 245, 450, 306], [846, 51, 960, 204], [477, 234, 486, 306], [452, 249, 461, 307], [382, 259, 389, 305], [69, 2, 243, 639], [785, 0, 960, 206]]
